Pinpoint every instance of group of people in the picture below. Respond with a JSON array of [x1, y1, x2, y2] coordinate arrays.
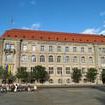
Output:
[[0, 83, 37, 93]]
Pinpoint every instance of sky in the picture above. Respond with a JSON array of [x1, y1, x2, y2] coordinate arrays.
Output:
[[0, 0, 105, 35]]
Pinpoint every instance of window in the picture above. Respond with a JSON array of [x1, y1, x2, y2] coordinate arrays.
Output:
[[21, 55, 28, 62], [49, 79, 53, 83], [10, 44, 15, 49], [22, 45, 27, 51], [89, 57, 93, 63], [81, 56, 85, 63], [73, 56, 77, 63], [5, 43, 10, 49], [64, 56, 69, 63], [49, 55, 53, 62], [66, 79, 70, 83], [58, 79, 62, 83], [66, 67, 70, 74], [65, 47, 69, 52], [81, 47, 84, 52], [5, 54, 13, 62], [101, 57, 105, 64], [31, 55, 36, 62], [57, 67, 62, 74], [81, 68, 86, 74], [49, 67, 54, 74], [73, 47, 77, 52], [88, 47, 92, 53], [32, 45, 36, 51], [40, 46, 44, 51], [57, 46, 61, 52], [57, 56, 61, 62], [102, 48, 105, 53], [49, 46, 53, 52], [40, 55, 45, 62]]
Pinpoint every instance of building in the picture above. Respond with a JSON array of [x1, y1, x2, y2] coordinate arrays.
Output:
[[0, 29, 105, 85]]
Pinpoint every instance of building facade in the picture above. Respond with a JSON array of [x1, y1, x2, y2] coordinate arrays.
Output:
[[0, 29, 105, 85]]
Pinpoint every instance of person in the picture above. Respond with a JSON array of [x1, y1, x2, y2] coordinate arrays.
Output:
[[27, 85, 31, 92], [14, 84, 18, 92], [34, 85, 37, 91]]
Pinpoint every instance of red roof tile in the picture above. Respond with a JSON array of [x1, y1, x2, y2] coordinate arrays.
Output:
[[1, 29, 105, 44]]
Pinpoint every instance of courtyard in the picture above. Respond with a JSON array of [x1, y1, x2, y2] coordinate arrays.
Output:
[[0, 88, 105, 105]]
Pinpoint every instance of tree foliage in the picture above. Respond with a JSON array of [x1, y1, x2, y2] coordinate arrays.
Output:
[[16, 67, 28, 82], [33, 65, 49, 83], [101, 69, 105, 84], [86, 68, 97, 83], [71, 68, 82, 83]]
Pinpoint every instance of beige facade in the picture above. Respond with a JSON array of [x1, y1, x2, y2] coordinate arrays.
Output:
[[0, 37, 105, 85]]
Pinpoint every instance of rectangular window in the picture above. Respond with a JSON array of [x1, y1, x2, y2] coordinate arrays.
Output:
[[5, 54, 13, 62], [22, 45, 27, 51], [66, 67, 70, 74], [73, 47, 77, 52], [49, 46, 53, 52], [40, 46, 44, 51], [81, 47, 84, 52], [65, 47, 69, 52], [88, 47, 92, 53], [57, 46, 61, 52], [49, 67, 54, 74], [57, 67, 62, 74]]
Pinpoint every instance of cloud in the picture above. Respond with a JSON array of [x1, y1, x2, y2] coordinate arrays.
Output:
[[82, 28, 99, 34], [22, 23, 41, 30], [100, 11, 105, 16], [82, 28, 105, 35]]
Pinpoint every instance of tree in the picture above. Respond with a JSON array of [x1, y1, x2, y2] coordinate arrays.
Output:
[[0, 66, 15, 84], [71, 68, 82, 83], [86, 68, 97, 83], [33, 65, 49, 83], [16, 67, 28, 83], [101, 69, 105, 84]]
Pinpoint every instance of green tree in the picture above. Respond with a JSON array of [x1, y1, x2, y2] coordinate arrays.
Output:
[[86, 68, 97, 83], [16, 67, 28, 83], [0, 66, 15, 83], [101, 69, 105, 84], [33, 65, 49, 83], [71, 68, 82, 83]]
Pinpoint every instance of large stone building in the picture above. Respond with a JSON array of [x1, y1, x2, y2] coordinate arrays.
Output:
[[0, 29, 105, 85]]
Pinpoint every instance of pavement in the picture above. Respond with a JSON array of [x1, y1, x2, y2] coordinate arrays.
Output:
[[0, 88, 105, 105]]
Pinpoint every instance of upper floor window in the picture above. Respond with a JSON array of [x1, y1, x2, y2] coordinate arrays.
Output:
[[48, 67, 54, 74], [64, 56, 69, 63], [57, 46, 61, 52], [40, 55, 45, 62], [22, 44, 27, 51], [102, 48, 105, 53], [81, 56, 85, 63], [49, 55, 53, 62], [65, 47, 69, 52], [73, 47, 77, 52], [88, 47, 92, 53], [32, 45, 36, 52], [101, 57, 105, 64], [81, 47, 84, 52], [89, 57, 93, 63], [31, 55, 36, 62], [5, 43, 10, 49], [73, 56, 78, 63], [49, 46, 53, 52], [57, 67, 62, 74], [66, 67, 70, 74], [5, 54, 13, 62], [21, 55, 28, 62], [40, 46, 44, 51], [57, 56, 61, 62]]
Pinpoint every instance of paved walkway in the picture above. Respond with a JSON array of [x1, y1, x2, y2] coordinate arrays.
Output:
[[0, 88, 105, 105]]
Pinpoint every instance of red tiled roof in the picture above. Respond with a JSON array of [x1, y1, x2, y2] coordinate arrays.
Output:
[[1, 29, 105, 44]]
